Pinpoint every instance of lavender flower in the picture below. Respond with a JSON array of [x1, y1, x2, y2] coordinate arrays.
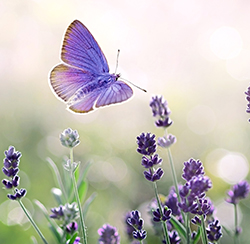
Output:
[[144, 167, 164, 182], [226, 181, 250, 205], [152, 207, 172, 222], [127, 210, 147, 241], [206, 219, 222, 242], [162, 230, 181, 244], [150, 95, 173, 128], [50, 203, 79, 222], [137, 132, 156, 156], [124, 212, 135, 240], [2, 146, 26, 200], [141, 154, 162, 168], [98, 224, 120, 244], [66, 221, 78, 234], [165, 187, 181, 217], [245, 85, 250, 120], [60, 128, 80, 148], [182, 158, 204, 182]]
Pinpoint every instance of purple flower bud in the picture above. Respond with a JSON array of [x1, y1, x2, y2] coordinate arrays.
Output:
[[127, 210, 144, 231], [153, 207, 171, 222], [132, 229, 147, 241], [50, 205, 64, 219], [66, 221, 78, 234], [144, 168, 164, 182], [207, 220, 222, 242], [141, 154, 162, 168], [2, 179, 12, 189]]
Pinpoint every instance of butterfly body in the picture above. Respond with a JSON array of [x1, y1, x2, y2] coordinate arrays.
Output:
[[49, 20, 133, 113]]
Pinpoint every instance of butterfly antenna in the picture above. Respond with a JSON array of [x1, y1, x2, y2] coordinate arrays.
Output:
[[115, 49, 120, 74], [120, 77, 147, 93]]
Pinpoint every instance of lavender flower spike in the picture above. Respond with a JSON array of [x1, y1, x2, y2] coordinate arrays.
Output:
[[158, 134, 176, 148], [136, 132, 156, 156], [150, 95, 173, 128], [98, 224, 120, 244]]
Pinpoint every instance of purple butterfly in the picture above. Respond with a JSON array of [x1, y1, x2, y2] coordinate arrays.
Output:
[[49, 20, 133, 113]]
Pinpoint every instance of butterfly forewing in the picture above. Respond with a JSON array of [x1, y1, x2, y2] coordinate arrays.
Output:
[[62, 20, 109, 74]]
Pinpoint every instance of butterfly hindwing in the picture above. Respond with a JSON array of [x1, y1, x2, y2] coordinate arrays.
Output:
[[50, 64, 93, 102], [96, 81, 133, 108]]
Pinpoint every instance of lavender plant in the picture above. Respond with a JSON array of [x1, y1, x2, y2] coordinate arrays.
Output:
[[2, 91, 250, 244]]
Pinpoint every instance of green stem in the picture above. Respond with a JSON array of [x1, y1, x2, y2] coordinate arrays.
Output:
[[70, 148, 88, 244], [234, 204, 239, 244], [18, 200, 48, 244], [185, 213, 190, 244], [200, 214, 209, 244], [153, 182, 171, 244]]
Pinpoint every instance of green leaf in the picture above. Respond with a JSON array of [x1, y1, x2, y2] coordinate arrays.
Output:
[[34, 200, 62, 243], [46, 157, 67, 203], [170, 215, 186, 240], [82, 192, 97, 217], [67, 232, 79, 244], [192, 227, 201, 244]]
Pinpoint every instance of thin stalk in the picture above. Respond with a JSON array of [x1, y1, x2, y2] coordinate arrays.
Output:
[[200, 214, 209, 244], [70, 148, 88, 244], [153, 182, 171, 244], [234, 204, 239, 244], [185, 213, 190, 244], [18, 200, 48, 244]]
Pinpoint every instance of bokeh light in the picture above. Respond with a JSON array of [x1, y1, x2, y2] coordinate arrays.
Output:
[[210, 26, 242, 60]]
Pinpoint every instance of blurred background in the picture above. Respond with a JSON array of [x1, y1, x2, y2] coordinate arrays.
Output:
[[1, 0, 250, 243]]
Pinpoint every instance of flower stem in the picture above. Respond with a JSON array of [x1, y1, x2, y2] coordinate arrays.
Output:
[[18, 200, 48, 244], [234, 204, 239, 244], [153, 182, 171, 244], [70, 148, 88, 244], [200, 214, 209, 244]]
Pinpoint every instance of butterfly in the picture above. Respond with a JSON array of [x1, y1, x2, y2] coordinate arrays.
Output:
[[49, 20, 133, 113]]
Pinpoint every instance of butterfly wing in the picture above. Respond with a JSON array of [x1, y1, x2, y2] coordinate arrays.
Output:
[[96, 81, 133, 108], [69, 80, 133, 113], [50, 63, 93, 102], [61, 20, 109, 74]]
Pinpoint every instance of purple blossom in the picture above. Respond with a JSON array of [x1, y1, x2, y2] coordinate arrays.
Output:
[[144, 167, 164, 182], [7, 188, 26, 200], [98, 224, 120, 244], [127, 210, 144, 230], [124, 212, 135, 240], [182, 158, 204, 182], [66, 221, 78, 234], [226, 181, 250, 205], [141, 154, 162, 168], [136, 133, 156, 156], [206, 220, 222, 242], [127, 210, 147, 241], [150, 95, 173, 128], [50, 205, 64, 219], [152, 207, 172, 222]]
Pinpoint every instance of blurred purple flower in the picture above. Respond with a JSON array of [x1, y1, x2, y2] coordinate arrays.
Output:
[[226, 181, 250, 205], [158, 134, 176, 148], [98, 224, 120, 244], [60, 128, 80, 148]]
